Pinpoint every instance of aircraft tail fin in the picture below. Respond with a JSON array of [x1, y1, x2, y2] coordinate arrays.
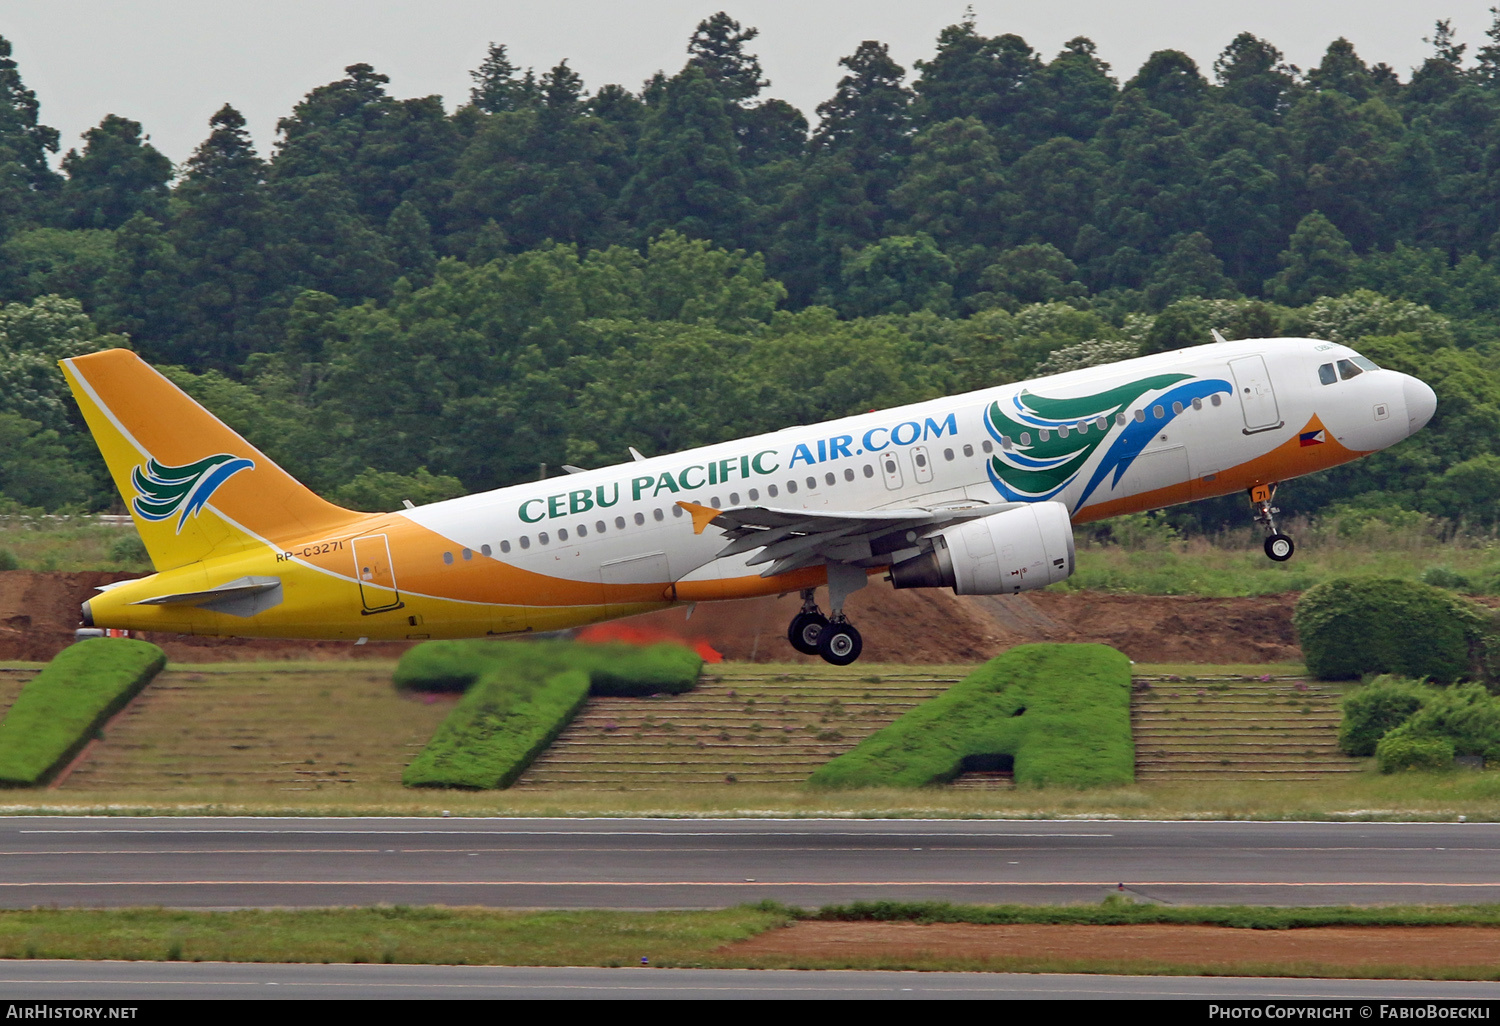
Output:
[[60, 348, 363, 572]]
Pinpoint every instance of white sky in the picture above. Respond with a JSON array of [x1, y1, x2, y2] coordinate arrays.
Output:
[[1, 1, 1496, 167]]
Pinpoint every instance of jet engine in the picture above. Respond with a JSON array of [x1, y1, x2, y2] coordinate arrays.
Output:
[[889, 502, 1075, 595]]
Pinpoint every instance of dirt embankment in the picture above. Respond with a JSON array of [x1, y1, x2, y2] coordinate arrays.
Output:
[[0, 570, 1302, 665]]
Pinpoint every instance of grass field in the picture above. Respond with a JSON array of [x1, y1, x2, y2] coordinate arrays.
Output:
[[0, 658, 1484, 819], [1068, 516, 1500, 596], [0, 903, 1496, 978]]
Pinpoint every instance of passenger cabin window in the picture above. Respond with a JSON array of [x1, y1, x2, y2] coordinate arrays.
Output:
[[862, 466, 874, 479], [615, 517, 625, 529], [767, 484, 778, 497], [558, 528, 569, 541], [1019, 432, 1031, 445], [807, 476, 817, 489], [634, 512, 645, 526], [1318, 363, 1337, 385], [786, 480, 798, 494], [1134, 410, 1146, 423], [843, 470, 854, 483], [519, 536, 530, 550], [498, 541, 510, 554], [1210, 394, 1223, 406], [1153, 405, 1165, 419], [539, 532, 549, 545], [962, 444, 974, 457], [730, 492, 741, 504], [1337, 358, 1363, 380], [749, 488, 760, 500], [482, 544, 492, 557], [981, 440, 993, 453], [825, 473, 836, 486], [671, 505, 683, 517], [652, 509, 664, 521], [462, 548, 472, 560], [443, 551, 453, 565], [944, 448, 955, 461]]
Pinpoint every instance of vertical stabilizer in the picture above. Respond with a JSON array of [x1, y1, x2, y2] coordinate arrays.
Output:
[[61, 349, 362, 571]]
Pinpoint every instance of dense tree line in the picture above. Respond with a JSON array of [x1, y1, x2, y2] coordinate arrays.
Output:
[[1, 13, 1499, 533]]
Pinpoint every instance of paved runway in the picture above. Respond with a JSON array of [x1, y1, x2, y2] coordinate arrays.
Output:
[[0, 961, 1496, 1000], [0, 817, 1494, 908]]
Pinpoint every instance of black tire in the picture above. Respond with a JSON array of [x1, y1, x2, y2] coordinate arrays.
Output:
[[1264, 533, 1295, 562], [787, 610, 829, 655], [817, 622, 863, 666]]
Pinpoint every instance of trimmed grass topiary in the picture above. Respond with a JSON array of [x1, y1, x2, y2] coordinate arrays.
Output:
[[1294, 577, 1485, 683], [0, 638, 166, 787], [807, 643, 1133, 789], [399, 639, 703, 789], [1338, 676, 1432, 756], [1375, 733, 1455, 772]]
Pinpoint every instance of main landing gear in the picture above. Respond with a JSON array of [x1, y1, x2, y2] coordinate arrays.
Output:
[[1250, 483, 1295, 562], [787, 578, 866, 667]]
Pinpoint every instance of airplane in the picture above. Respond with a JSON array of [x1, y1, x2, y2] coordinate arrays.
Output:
[[63, 335, 1436, 665]]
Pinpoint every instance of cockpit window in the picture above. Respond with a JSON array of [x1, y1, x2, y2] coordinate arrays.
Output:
[[1337, 358, 1363, 380], [1318, 363, 1337, 385], [1350, 355, 1380, 372]]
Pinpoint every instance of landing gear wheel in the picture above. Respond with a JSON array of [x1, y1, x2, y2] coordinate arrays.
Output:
[[1264, 533, 1295, 562], [817, 622, 863, 666], [788, 610, 829, 655]]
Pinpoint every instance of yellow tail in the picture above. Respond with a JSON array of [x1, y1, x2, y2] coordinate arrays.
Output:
[[61, 348, 362, 572]]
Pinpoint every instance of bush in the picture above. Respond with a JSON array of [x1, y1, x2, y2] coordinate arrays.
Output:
[[108, 533, 149, 566], [1293, 577, 1485, 683], [0, 638, 166, 786], [808, 643, 1133, 789], [1375, 734, 1455, 773], [1338, 676, 1431, 756], [0, 548, 16, 571], [398, 639, 703, 788], [1392, 683, 1500, 762], [1421, 566, 1472, 591]]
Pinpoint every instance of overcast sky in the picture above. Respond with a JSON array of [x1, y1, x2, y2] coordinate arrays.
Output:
[[2, 1, 1497, 168]]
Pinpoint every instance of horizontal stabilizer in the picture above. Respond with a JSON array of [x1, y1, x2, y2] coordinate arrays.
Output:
[[130, 576, 283, 618]]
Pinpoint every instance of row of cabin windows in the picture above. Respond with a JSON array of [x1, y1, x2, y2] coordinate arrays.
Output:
[[437, 394, 1234, 564], [442, 443, 1000, 564], [993, 394, 1225, 449]]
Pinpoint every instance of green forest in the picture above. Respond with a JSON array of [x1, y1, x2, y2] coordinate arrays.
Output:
[[1, 12, 1499, 533]]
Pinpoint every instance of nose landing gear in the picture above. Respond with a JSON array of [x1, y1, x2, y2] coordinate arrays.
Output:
[[1250, 484, 1295, 562]]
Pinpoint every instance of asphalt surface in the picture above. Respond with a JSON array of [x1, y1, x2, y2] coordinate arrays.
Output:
[[0, 961, 1497, 1000], [0, 817, 1494, 908]]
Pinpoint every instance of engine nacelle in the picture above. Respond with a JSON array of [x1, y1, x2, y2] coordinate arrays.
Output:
[[889, 502, 1075, 595]]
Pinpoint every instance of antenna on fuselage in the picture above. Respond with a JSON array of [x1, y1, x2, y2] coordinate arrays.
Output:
[[1211, 329, 1228, 343], [628, 447, 647, 462]]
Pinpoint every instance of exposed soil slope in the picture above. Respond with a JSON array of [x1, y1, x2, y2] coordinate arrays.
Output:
[[0, 570, 1301, 665]]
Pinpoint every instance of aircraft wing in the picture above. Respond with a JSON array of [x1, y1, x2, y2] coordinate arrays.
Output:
[[676, 500, 1024, 577]]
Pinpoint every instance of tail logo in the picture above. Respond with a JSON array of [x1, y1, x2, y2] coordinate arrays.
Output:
[[131, 454, 255, 533]]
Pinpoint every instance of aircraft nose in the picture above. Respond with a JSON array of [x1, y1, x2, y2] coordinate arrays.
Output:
[[1402, 374, 1437, 435]]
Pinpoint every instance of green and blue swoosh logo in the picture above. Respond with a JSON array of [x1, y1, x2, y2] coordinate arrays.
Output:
[[131, 454, 255, 533], [985, 374, 1232, 510]]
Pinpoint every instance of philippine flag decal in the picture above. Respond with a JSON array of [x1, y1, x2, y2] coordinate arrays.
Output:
[[1299, 429, 1326, 447]]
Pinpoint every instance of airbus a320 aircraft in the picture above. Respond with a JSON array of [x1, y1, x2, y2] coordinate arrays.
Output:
[[63, 336, 1435, 665]]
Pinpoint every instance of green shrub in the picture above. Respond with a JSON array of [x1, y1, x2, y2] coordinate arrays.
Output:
[[107, 534, 149, 566], [808, 643, 1133, 789], [0, 638, 166, 786], [1391, 683, 1500, 762], [1421, 565, 1472, 591], [0, 548, 16, 571], [1293, 577, 1485, 683], [1338, 676, 1431, 756], [1375, 734, 1455, 773], [398, 639, 703, 788]]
